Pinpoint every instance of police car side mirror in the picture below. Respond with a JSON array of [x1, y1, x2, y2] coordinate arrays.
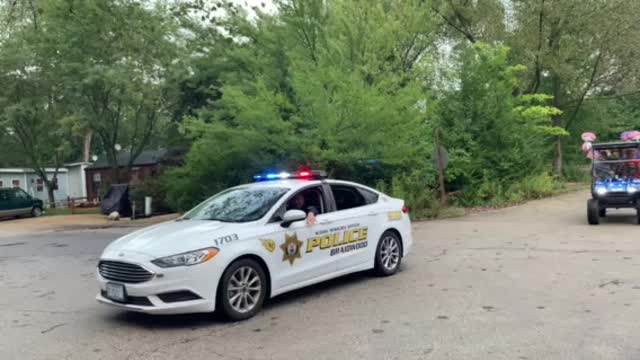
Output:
[[281, 209, 306, 228]]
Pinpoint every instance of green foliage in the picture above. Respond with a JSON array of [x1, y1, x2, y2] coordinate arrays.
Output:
[[435, 44, 563, 201], [165, 0, 434, 210], [8, 0, 630, 216], [130, 177, 173, 215]]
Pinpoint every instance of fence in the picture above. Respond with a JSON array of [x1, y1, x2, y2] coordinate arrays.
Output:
[[45, 196, 101, 213]]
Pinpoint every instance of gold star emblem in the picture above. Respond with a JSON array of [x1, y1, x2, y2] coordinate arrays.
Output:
[[280, 233, 303, 265], [260, 239, 276, 253]]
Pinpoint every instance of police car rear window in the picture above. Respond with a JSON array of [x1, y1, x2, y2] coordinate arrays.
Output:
[[358, 188, 379, 204]]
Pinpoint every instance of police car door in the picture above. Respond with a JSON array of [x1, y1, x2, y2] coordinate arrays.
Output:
[[268, 185, 337, 291], [317, 183, 382, 272]]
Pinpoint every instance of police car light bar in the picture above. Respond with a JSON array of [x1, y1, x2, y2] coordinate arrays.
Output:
[[253, 170, 327, 181]]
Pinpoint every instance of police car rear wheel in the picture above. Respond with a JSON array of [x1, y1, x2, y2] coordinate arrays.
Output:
[[374, 231, 402, 276], [219, 259, 266, 321]]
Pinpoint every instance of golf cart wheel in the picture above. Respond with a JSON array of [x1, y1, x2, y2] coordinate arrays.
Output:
[[599, 208, 606, 217], [587, 199, 600, 225], [218, 258, 267, 321], [31, 206, 42, 217]]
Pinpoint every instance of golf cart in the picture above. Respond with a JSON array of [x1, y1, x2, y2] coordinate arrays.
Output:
[[587, 141, 640, 225]]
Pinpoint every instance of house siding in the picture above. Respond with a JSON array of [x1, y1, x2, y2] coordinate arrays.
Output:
[[0, 170, 71, 204]]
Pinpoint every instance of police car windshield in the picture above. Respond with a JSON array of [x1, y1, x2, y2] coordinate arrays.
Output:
[[182, 187, 289, 222]]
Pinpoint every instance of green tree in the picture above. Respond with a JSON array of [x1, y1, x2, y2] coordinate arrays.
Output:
[[36, 0, 181, 183], [0, 1, 76, 206]]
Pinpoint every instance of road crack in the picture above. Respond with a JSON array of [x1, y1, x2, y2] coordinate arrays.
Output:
[[598, 279, 622, 288], [41, 323, 67, 334]]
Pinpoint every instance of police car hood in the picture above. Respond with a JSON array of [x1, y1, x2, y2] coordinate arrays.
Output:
[[102, 219, 251, 258]]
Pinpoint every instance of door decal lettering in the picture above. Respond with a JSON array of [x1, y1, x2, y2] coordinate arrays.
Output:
[[306, 225, 368, 254]]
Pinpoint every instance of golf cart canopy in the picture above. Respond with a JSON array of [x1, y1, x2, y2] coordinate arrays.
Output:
[[592, 142, 640, 151]]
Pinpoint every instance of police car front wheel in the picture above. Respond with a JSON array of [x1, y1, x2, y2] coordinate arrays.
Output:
[[218, 258, 267, 321], [375, 231, 402, 276]]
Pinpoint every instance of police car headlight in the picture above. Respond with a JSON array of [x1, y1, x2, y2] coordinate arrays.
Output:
[[629, 187, 638, 194], [151, 248, 219, 268], [596, 187, 607, 196]]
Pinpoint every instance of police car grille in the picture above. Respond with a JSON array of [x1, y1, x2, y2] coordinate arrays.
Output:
[[98, 261, 153, 283]]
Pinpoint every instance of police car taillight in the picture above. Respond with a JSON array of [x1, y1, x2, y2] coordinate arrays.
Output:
[[402, 205, 409, 214]]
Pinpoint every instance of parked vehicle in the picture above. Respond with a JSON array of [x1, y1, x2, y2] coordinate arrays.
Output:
[[0, 188, 44, 218]]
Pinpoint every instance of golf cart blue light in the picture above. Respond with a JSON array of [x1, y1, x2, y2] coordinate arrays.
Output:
[[253, 175, 262, 180]]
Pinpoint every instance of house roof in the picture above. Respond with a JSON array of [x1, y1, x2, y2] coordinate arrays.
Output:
[[0, 168, 68, 174], [86, 149, 167, 170]]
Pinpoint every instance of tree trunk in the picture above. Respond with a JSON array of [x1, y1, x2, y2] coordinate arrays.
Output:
[[551, 71, 563, 176], [83, 130, 93, 163], [106, 148, 120, 183], [46, 182, 56, 209], [435, 128, 448, 205], [553, 140, 563, 175]]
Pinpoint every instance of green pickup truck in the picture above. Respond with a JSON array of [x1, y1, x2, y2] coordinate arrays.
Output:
[[0, 188, 44, 218]]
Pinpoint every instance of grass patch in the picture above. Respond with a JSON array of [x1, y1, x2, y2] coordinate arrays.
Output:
[[44, 207, 101, 216]]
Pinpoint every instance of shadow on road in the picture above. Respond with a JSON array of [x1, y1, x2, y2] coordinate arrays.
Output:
[[599, 212, 638, 224], [100, 267, 408, 330]]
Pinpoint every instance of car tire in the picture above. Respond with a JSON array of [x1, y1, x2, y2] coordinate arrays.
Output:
[[218, 258, 267, 321], [374, 230, 402, 276], [587, 199, 600, 225], [31, 206, 42, 217]]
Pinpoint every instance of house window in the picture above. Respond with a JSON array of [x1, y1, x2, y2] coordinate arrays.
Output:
[[36, 179, 44, 192], [12, 180, 20, 188]]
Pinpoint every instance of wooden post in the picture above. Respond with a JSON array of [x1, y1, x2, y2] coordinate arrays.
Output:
[[435, 128, 448, 206]]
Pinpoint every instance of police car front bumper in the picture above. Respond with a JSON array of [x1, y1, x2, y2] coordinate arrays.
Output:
[[96, 252, 221, 315]]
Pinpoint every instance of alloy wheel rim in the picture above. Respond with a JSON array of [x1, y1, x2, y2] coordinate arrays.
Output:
[[380, 236, 400, 271], [227, 266, 262, 313]]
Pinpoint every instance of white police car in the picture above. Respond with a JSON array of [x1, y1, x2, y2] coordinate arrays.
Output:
[[96, 170, 412, 320]]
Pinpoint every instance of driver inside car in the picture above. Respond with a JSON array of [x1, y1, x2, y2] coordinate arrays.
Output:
[[288, 193, 318, 226]]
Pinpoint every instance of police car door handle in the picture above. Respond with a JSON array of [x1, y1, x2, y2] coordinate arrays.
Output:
[[318, 219, 330, 224], [368, 211, 377, 216]]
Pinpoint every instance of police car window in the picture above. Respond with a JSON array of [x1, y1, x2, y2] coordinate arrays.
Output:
[[330, 185, 367, 211], [358, 188, 379, 204], [182, 187, 289, 223], [272, 186, 325, 222]]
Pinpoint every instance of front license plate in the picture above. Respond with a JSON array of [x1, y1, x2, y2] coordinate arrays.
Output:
[[105, 282, 126, 302]]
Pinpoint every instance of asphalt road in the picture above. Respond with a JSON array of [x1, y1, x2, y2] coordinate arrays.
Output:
[[2, 191, 640, 360]]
